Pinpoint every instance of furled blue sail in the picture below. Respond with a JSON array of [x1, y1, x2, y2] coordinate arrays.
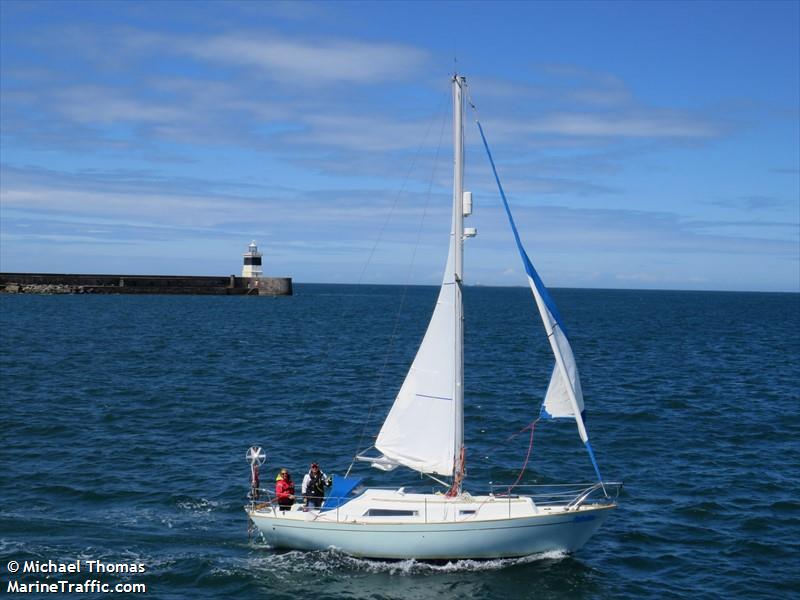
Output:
[[475, 122, 584, 425], [475, 119, 604, 484]]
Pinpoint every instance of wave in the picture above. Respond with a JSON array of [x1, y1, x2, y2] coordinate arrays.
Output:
[[246, 547, 569, 576]]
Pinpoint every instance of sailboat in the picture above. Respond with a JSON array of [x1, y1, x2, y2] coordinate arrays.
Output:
[[246, 75, 620, 560]]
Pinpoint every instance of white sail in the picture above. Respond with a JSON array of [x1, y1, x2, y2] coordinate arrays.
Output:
[[374, 235, 457, 476], [372, 76, 466, 478], [528, 279, 585, 421]]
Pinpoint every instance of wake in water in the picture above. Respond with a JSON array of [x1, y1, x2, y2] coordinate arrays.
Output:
[[174, 497, 221, 514], [247, 547, 569, 576]]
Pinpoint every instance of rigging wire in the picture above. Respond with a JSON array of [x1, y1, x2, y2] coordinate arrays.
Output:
[[346, 91, 451, 475], [352, 88, 450, 288], [293, 91, 448, 421]]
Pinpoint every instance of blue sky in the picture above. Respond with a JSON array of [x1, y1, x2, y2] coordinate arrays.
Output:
[[1, 0, 798, 292]]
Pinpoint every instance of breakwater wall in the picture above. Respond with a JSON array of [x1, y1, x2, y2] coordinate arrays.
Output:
[[0, 273, 292, 296]]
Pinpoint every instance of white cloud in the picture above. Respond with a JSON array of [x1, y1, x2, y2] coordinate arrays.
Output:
[[289, 113, 439, 152], [55, 86, 185, 124], [176, 34, 428, 85], [527, 112, 722, 138]]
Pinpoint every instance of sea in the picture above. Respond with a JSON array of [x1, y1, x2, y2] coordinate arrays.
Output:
[[1, 284, 798, 600]]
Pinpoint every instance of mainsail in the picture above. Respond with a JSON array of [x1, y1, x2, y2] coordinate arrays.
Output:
[[371, 76, 466, 478], [373, 234, 457, 475]]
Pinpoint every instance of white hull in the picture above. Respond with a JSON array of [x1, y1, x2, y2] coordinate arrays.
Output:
[[247, 489, 615, 560]]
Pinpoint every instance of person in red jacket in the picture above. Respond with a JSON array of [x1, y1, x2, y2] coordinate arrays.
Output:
[[275, 468, 296, 511]]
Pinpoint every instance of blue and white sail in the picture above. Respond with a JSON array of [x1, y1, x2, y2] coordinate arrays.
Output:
[[531, 276, 585, 424], [475, 119, 605, 484], [475, 122, 589, 442], [512, 225, 586, 439]]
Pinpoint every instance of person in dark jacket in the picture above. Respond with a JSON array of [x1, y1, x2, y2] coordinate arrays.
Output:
[[275, 468, 295, 511], [301, 462, 331, 509]]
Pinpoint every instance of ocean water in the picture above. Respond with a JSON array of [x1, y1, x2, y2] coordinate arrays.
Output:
[[1, 284, 798, 599]]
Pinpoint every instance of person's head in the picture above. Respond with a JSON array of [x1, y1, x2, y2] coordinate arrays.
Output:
[[280, 468, 291, 480], [310, 462, 320, 473]]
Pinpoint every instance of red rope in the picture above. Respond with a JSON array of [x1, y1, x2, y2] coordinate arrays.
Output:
[[505, 418, 540, 496], [446, 446, 466, 497]]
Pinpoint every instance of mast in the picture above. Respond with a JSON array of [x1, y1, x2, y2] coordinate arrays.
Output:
[[367, 76, 470, 482], [452, 75, 465, 488]]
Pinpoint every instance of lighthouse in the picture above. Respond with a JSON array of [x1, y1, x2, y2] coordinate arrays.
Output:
[[242, 241, 263, 278]]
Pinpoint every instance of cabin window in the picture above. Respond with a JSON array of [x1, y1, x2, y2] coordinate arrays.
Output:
[[459, 510, 476, 515], [363, 509, 419, 517]]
